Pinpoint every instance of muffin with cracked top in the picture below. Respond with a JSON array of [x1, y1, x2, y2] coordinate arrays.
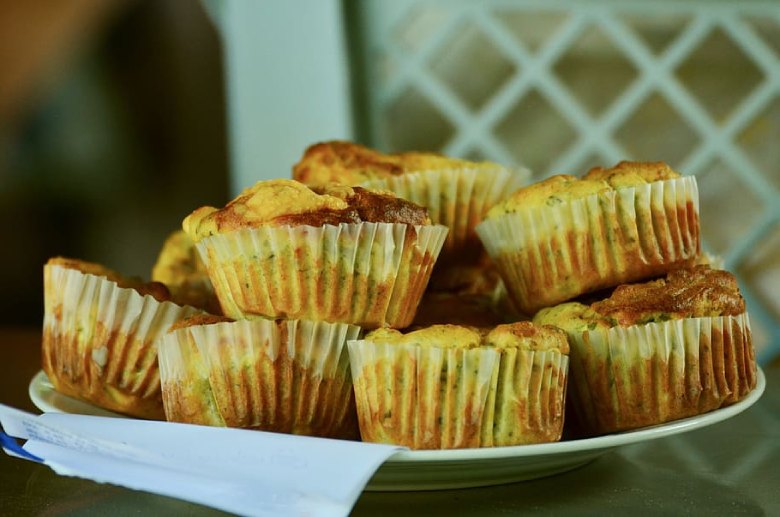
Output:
[[348, 321, 569, 449], [183, 179, 448, 328], [534, 265, 756, 436], [477, 161, 701, 315], [152, 230, 221, 314], [43, 257, 201, 419], [293, 140, 529, 266], [158, 313, 361, 439]]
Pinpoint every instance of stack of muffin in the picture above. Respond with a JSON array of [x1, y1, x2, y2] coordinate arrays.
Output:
[[40, 141, 757, 450], [477, 160, 757, 436]]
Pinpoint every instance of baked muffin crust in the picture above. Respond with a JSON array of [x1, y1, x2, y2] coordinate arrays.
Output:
[[168, 313, 233, 332], [487, 322, 570, 353], [293, 140, 504, 185], [366, 322, 568, 353], [584, 160, 679, 186], [486, 161, 681, 218], [535, 265, 746, 330], [183, 179, 429, 242], [366, 325, 483, 349], [48, 257, 171, 302], [152, 231, 221, 312]]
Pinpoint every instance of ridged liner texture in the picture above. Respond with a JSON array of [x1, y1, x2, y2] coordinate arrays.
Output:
[[195, 222, 448, 328], [347, 340, 568, 449], [565, 313, 756, 435], [491, 347, 569, 446], [361, 166, 529, 262], [476, 176, 701, 314], [158, 318, 361, 439], [42, 264, 201, 419]]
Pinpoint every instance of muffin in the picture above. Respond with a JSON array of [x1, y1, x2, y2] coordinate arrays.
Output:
[[348, 322, 569, 449], [42, 257, 201, 419], [534, 265, 757, 436], [292, 141, 528, 264], [183, 179, 447, 328], [476, 161, 701, 315], [426, 251, 520, 314], [425, 253, 504, 295], [412, 292, 506, 328], [413, 258, 516, 327], [158, 315, 361, 439], [152, 230, 221, 314]]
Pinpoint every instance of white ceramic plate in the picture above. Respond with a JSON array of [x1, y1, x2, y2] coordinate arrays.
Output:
[[29, 370, 126, 418], [29, 368, 766, 491]]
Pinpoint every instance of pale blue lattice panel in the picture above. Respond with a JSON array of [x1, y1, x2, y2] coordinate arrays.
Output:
[[350, 0, 780, 363]]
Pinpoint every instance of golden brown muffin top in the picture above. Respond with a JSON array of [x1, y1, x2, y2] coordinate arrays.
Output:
[[427, 256, 504, 297], [486, 161, 680, 218], [47, 257, 171, 303], [367, 325, 483, 349], [168, 313, 234, 332], [583, 160, 679, 187], [293, 140, 506, 185], [183, 179, 430, 242], [592, 265, 745, 325], [152, 230, 209, 284], [487, 322, 570, 352], [151, 230, 222, 313], [365, 322, 569, 353], [534, 265, 745, 330]]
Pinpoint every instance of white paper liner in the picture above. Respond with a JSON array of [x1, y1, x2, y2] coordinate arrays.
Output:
[[566, 313, 756, 435], [42, 264, 201, 419], [695, 252, 726, 270], [348, 340, 569, 449], [158, 318, 361, 439], [195, 222, 448, 328], [348, 341, 499, 449], [361, 166, 529, 257], [490, 349, 569, 446], [476, 176, 700, 314]]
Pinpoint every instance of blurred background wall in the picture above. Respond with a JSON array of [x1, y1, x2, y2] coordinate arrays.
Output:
[[0, 0, 229, 326]]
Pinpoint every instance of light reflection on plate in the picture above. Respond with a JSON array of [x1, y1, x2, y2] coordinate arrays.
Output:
[[29, 368, 766, 491]]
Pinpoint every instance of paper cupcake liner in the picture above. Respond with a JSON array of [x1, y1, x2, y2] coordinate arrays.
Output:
[[566, 313, 756, 435], [348, 341, 500, 449], [476, 176, 700, 314], [348, 340, 568, 449], [490, 349, 569, 446], [42, 264, 201, 419], [362, 166, 529, 261], [158, 318, 361, 439], [196, 222, 448, 328]]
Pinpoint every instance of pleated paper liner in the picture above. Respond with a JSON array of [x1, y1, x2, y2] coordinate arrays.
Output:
[[347, 340, 568, 449], [42, 264, 201, 419], [361, 166, 529, 263], [476, 176, 701, 315], [158, 318, 361, 439], [565, 313, 757, 436], [195, 222, 448, 328], [491, 347, 569, 446]]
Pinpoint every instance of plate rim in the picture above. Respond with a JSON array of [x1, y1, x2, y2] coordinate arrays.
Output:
[[29, 367, 766, 464], [29, 370, 126, 418], [385, 366, 766, 463]]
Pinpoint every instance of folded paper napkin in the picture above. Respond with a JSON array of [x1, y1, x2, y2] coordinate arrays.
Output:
[[0, 404, 403, 517]]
